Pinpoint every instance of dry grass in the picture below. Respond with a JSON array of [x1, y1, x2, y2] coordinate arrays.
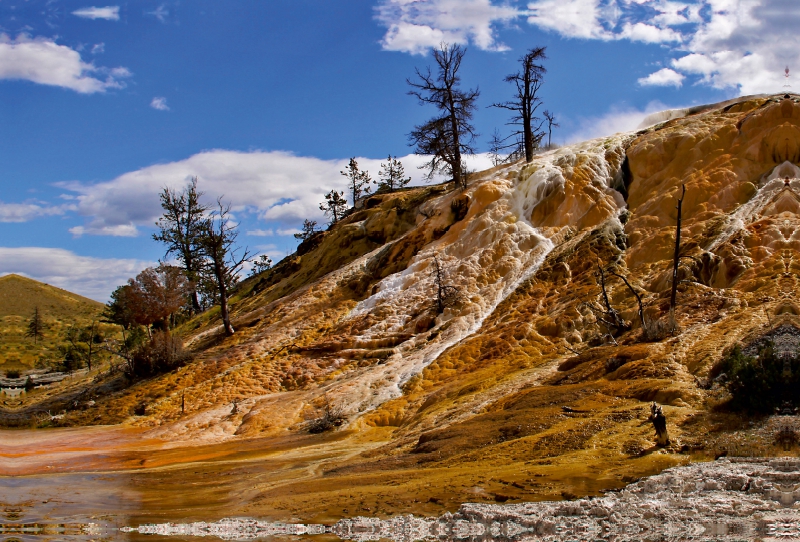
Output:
[[0, 274, 107, 371]]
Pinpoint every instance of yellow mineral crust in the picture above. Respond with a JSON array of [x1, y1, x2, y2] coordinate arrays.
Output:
[[13, 94, 800, 521]]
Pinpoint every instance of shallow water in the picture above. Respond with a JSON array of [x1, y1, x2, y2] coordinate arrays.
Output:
[[0, 430, 800, 542]]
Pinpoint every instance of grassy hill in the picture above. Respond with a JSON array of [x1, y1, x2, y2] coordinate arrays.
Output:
[[0, 274, 105, 372]]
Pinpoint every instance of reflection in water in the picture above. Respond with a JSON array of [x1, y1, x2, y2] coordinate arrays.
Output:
[[123, 458, 800, 541], [0, 522, 99, 537]]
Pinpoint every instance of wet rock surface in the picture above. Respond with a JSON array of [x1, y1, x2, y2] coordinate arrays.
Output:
[[127, 458, 800, 541]]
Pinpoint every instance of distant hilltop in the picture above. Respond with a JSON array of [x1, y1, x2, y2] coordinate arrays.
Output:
[[0, 274, 102, 319]]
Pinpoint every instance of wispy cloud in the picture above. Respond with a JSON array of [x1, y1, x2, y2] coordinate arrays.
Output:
[[0, 34, 131, 94], [146, 5, 170, 23], [246, 229, 274, 237], [72, 6, 120, 21], [150, 96, 169, 111], [565, 101, 672, 143], [0, 201, 74, 223], [91, 43, 105, 54]]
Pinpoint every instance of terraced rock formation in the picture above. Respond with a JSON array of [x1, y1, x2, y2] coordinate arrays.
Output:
[[7, 93, 800, 520]]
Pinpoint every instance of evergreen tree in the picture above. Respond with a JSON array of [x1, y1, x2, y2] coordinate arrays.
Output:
[[319, 190, 348, 224], [293, 219, 319, 242], [249, 254, 273, 277], [377, 155, 411, 192], [341, 158, 372, 205], [153, 177, 209, 313], [25, 307, 44, 344]]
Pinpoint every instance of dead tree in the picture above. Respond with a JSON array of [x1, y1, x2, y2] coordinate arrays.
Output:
[[606, 269, 646, 331], [586, 263, 629, 336], [491, 47, 547, 163], [669, 185, 686, 327], [432, 255, 459, 314], [543, 110, 559, 148], [408, 43, 479, 190], [198, 198, 252, 336]]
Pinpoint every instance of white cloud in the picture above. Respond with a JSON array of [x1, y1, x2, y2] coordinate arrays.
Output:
[[150, 96, 169, 111], [522, 0, 796, 94], [0, 248, 152, 301], [566, 101, 672, 143], [617, 22, 682, 43], [91, 43, 105, 54], [59, 149, 494, 237], [638, 67, 685, 87], [0, 34, 131, 94], [376, 0, 521, 54], [375, 0, 789, 93], [246, 229, 274, 237], [527, 0, 616, 39], [277, 228, 301, 236], [0, 201, 74, 222], [68, 224, 138, 237], [72, 6, 120, 21]]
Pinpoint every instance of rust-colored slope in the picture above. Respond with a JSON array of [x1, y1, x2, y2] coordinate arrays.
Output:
[[14, 94, 800, 521]]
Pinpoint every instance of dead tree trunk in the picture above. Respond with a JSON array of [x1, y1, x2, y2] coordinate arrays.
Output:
[[650, 402, 670, 446], [669, 185, 686, 326], [595, 263, 629, 333]]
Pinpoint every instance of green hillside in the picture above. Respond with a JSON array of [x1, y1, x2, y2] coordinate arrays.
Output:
[[0, 274, 106, 372]]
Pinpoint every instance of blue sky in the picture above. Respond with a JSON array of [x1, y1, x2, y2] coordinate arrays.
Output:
[[0, 0, 792, 299]]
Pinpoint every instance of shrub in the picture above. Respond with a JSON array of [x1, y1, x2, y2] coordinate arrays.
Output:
[[308, 396, 347, 433], [720, 343, 800, 413], [127, 331, 190, 379]]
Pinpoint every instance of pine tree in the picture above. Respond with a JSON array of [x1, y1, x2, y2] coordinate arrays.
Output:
[[377, 155, 411, 192], [249, 254, 273, 277], [25, 307, 44, 344], [293, 219, 319, 242], [319, 190, 348, 224], [341, 158, 372, 205], [153, 178, 209, 313]]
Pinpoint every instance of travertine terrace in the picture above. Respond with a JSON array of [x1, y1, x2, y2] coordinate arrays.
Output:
[[7, 94, 800, 521]]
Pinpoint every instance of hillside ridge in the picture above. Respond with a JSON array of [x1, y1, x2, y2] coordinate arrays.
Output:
[[0, 273, 103, 319]]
